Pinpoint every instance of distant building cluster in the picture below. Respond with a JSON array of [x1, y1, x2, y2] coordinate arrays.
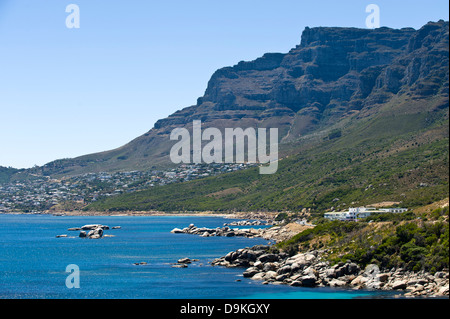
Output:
[[324, 207, 408, 222], [0, 163, 254, 213]]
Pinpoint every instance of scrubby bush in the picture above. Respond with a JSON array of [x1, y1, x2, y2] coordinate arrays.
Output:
[[276, 217, 449, 273]]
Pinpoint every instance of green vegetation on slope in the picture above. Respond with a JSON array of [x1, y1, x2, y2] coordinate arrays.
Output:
[[275, 206, 449, 273], [86, 105, 449, 213]]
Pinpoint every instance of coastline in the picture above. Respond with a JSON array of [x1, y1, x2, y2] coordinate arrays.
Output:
[[170, 222, 449, 298], [1, 210, 280, 221], [2, 211, 448, 298], [210, 245, 450, 298], [1, 210, 238, 218]]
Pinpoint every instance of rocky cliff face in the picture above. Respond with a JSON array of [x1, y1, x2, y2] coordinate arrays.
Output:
[[34, 21, 449, 177]]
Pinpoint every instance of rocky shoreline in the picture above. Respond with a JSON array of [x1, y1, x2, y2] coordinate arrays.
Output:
[[171, 224, 262, 238], [223, 220, 273, 227], [211, 245, 449, 298], [170, 222, 449, 298], [170, 223, 312, 243]]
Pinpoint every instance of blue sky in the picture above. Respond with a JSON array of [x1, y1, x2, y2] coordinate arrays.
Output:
[[0, 0, 448, 168]]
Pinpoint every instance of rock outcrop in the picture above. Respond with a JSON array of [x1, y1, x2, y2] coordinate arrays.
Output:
[[81, 224, 110, 231], [223, 220, 270, 227], [87, 227, 103, 239], [170, 223, 305, 242], [170, 224, 261, 238], [212, 246, 450, 298], [59, 224, 121, 239]]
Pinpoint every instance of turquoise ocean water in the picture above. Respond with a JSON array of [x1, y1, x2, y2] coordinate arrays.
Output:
[[0, 214, 395, 299]]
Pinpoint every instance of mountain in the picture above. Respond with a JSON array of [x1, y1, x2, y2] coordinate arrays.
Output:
[[21, 20, 448, 179], [85, 21, 449, 213]]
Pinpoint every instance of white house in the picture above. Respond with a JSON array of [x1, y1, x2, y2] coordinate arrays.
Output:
[[324, 206, 408, 222], [380, 208, 408, 214]]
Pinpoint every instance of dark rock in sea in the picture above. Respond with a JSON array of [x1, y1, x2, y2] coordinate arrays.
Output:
[[300, 275, 317, 287], [81, 224, 109, 231], [87, 227, 103, 239], [177, 258, 192, 264]]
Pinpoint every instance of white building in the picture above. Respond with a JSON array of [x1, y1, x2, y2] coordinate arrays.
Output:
[[324, 206, 408, 222], [380, 208, 408, 214]]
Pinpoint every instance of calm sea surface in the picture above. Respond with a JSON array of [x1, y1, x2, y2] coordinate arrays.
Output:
[[0, 214, 395, 299]]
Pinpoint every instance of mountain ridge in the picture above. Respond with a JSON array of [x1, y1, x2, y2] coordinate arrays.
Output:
[[84, 20, 449, 213], [10, 20, 449, 181]]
